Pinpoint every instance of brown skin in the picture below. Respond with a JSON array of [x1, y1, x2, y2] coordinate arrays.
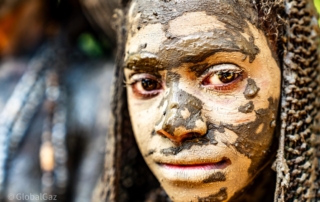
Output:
[[125, 0, 281, 201]]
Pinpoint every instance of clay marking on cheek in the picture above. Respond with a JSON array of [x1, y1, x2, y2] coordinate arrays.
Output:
[[145, 149, 156, 157], [222, 97, 278, 174], [198, 187, 227, 202], [238, 101, 254, 113], [214, 128, 238, 145], [255, 123, 264, 134], [181, 107, 191, 119], [243, 78, 260, 99], [202, 172, 226, 183]]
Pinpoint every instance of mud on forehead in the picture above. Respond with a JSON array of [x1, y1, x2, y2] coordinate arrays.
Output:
[[128, 0, 258, 31], [126, 0, 261, 70]]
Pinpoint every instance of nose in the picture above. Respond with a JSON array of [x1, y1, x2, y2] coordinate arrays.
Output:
[[155, 90, 207, 144]]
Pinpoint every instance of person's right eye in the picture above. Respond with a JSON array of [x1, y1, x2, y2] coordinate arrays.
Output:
[[128, 74, 163, 99]]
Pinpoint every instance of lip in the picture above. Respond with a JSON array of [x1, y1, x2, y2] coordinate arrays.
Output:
[[154, 158, 231, 184], [159, 158, 231, 171]]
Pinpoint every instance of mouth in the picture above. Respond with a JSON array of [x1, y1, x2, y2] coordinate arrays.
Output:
[[159, 158, 231, 170], [155, 158, 231, 184]]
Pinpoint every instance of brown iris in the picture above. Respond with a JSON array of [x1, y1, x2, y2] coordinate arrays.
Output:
[[217, 72, 239, 83], [141, 79, 160, 91]]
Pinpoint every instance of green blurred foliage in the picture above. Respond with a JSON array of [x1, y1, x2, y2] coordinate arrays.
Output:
[[78, 33, 104, 58], [77, 33, 113, 58], [315, 0, 320, 25]]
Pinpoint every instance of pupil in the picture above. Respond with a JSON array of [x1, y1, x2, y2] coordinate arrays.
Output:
[[141, 79, 157, 91], [218, 72, 235, 83]]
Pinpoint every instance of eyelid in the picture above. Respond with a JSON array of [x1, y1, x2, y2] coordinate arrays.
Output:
[[128, 73, 162, 84], [203, 63, 243, 75]]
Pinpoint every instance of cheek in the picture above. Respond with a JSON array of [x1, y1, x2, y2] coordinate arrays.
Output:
[[127, 92, 163, 152], [179, 79, 278, 172]]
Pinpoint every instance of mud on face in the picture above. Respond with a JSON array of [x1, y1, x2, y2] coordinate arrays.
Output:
[[124, 0, 281, 201]]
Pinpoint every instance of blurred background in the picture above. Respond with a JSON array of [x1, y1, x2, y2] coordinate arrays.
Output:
[[0, 0, 115, 201]]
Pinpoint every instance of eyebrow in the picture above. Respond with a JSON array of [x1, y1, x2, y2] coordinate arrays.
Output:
[[125, 29, 259, 73], [125, 54, 164, 72]]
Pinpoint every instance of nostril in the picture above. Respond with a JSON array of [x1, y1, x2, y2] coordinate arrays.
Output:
[[176, 132, 205, 143], [156, 129, 206, 145], [184, 132, 202, 140]]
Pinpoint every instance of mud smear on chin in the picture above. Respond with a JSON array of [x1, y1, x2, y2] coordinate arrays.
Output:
[[198, 187, 227, 202], [203, 172, 226, 183]]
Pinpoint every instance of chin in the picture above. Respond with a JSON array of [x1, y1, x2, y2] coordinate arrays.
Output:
[[152, 164, 251, 202], [161, 181, 237, 202]]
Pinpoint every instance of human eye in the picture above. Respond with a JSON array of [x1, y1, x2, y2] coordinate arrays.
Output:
[[201, 64, 244, 92], [127, 73, 163, 99]]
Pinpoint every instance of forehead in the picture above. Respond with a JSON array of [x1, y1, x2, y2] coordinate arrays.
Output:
[[125, 0, 261, 69], [128, 0, 258, 30]]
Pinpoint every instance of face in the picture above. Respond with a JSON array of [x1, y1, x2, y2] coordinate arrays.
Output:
[[124, 0, 280, 201]]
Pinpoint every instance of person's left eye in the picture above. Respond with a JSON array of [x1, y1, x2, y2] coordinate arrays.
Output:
[[208, 71, 241, 85], [201, 64, 243, 91]]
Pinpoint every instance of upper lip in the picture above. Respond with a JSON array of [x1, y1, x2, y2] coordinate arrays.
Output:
[[154, 156, 231, 166]]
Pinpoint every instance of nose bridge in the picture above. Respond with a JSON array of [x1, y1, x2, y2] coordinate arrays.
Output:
[[157, 86, 207, 143]]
